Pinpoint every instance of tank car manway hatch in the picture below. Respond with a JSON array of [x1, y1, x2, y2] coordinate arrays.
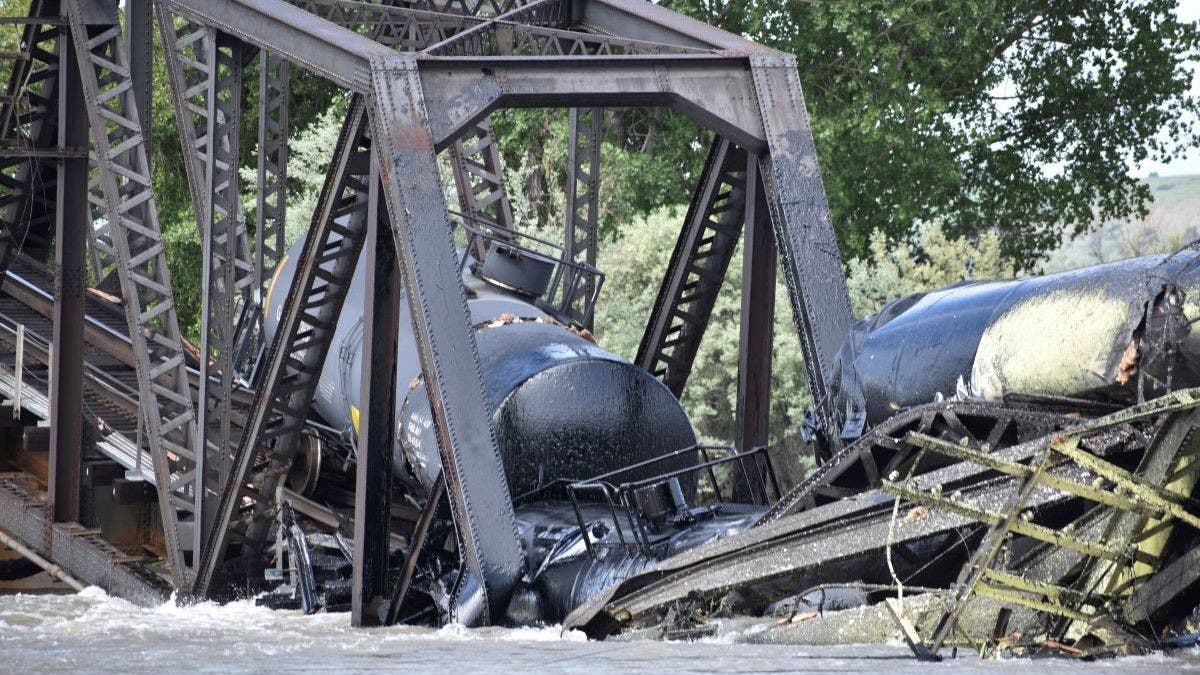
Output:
[[0, 0, 854, 628]]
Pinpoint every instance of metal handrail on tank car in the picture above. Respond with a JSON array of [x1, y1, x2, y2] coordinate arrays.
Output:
[[451, 211, 606, 329], [566, 444, 781, 556]]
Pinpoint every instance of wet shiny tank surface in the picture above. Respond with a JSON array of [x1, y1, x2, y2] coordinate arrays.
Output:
[[264, 238, 697, 497], [829, 253, 1200, 433]]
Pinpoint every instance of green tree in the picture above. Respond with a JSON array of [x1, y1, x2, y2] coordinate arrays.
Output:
[[848, 224, 1014, 317], [594, 208, 1012, 485], [491, 108, 709, 239], [504, 1, 1200, 268]]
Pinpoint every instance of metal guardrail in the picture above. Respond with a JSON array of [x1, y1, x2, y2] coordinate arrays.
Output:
[[454, 212, 606, 329], [566, 444, 780, 555]]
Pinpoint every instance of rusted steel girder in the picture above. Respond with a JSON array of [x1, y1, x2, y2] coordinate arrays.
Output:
[[748, 54, 855, 445], [48, 16, 87, 524], [352, 158, 398, 627], [368, 55, 524, 625], [67, 0, 203, 588], [734, 158, 776, 496]]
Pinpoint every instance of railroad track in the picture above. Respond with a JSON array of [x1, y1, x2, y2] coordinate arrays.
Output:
[[0, 255, 353, 591]]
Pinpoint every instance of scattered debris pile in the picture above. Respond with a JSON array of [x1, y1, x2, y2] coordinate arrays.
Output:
[[564, 252, 1200, 660]]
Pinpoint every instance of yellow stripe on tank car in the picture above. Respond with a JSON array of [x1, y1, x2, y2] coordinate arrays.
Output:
[[264, 254, 289, 317]]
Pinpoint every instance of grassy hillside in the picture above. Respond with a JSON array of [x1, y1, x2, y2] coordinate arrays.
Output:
[[1044, 174, 1200, 272]]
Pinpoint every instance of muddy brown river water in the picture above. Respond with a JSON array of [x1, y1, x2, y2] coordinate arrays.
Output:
[[1, 588, 1198, 673]]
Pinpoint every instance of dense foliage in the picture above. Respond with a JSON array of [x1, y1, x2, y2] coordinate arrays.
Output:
[[499, 1, 1200, 268]]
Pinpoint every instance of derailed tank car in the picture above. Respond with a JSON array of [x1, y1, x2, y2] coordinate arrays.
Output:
[[258, 232, 1200, 650], [828, 252, 1200, 447], [258, 226, 776, 622]]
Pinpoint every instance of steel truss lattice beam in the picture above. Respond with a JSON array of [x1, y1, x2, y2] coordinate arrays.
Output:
[[255, 52, 289, 302], [197, 33, 254, 524], [0, 1, 62, 280], [559, 106, 601, 329], [637, 137, 746, 395], [287, 0, 488, 49], [66, 0, 201, 587], [193, 98, 374, 597], [422, 0, 700, 57], [161, 0, 397, 93], [303, 0, 534, 17], [447, 116, 513, 234], [157, 10, 258, 547]]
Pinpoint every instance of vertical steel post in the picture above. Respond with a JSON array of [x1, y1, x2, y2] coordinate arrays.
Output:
[[48, 22, 87, 524], [749, 55, 854, 442], [352, 161, 399, 627], [255, 52, 289, 301], [129, 0, 152, 165], [196, 33, 247, 542], [562, 107, 601, 328], [734, 159, 775, 503], [369, 56, 523, 626]]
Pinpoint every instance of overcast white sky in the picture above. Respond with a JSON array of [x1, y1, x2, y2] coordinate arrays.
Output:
[[1135, 0, 1200, 176]]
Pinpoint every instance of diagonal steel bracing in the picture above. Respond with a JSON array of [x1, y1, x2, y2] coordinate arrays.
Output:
[[192, 98, 374, 597], [288, 0, 487, 48], [66, 0, 201, 586], [748, 54, 854, 439], [160, 0, 397, 93], [447, 117, 513, 233], [637, 137, 747, 395]]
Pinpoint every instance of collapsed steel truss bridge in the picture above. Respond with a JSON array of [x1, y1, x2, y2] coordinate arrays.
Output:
[[0, 0, 855, 626]]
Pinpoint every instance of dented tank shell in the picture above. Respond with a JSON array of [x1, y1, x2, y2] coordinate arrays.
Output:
[[264, 238, 698, 498], [830, 252, 1200, 437]]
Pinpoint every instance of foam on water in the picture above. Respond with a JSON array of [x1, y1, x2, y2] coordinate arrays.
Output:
[[1, 589, 1198, 674]]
